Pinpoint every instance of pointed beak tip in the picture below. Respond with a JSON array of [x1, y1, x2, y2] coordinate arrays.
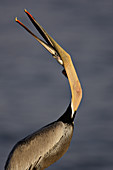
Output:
[[24, 9, 34, 19], [24, 9, 27, 13], [15, 17, 18, 22]]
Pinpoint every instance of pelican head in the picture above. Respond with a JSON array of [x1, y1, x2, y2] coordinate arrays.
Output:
[[15, 9, 82, 114]]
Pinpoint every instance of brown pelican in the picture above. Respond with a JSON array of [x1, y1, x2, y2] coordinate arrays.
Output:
[[5, 9, 82, 170]]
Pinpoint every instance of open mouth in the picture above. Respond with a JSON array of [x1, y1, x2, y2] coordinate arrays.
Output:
[[15, 9, 63, 66]]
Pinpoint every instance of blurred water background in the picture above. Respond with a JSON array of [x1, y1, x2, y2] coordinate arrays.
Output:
[[0, 0, 113, 169]]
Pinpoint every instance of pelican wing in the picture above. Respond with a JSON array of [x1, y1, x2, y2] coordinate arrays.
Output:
[[5, 121, 73, 170]]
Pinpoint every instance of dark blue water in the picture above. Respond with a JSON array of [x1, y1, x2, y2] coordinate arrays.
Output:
[[0, 0, 113, 169]]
